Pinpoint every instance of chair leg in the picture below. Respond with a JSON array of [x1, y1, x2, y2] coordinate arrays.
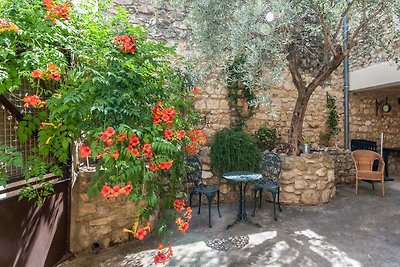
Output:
[[198, 193, 202, 214], [259, 189, 263, 208], [189, 192, 194, 207], [277, 187, 282, 212], [381, 181, 385, 197], [206, 194, 213, 228], [252, 189, 257, 217], [271, 192, 277, 221], [217, 190, 222, 218], [355, 177, 358, 195], [372, 182, 375, 191]]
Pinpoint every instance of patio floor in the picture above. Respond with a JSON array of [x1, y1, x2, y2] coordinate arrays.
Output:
[[59, 178, 400, 267]]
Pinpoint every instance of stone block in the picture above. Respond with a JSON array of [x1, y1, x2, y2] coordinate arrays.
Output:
[[283, 184, 295, 193], [89, 215, 117, 226], [219, 184, 229, 194], [294, 180, 307, 189], [280, 192, 300, 204], [79, 203, 96, 216], [80, 193, 89, 202], [327, 170, 335, 182], [316, 179, 329, 190], [316, 167, 327, 177], [320, 189, 332, 203], [202, 163, 211, 171], [194, 100, 206, 110], [201, 171, 213, 179], [293, 157, 308, 171], [301, 190, 321, 205], [206, 99, 220, 110], [94, 225, 112, 236]]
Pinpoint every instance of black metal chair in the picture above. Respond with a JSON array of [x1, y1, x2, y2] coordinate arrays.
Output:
[[252, 152, 282, 221], [351, 139, 377, 152], [187, 155, 221, 228]]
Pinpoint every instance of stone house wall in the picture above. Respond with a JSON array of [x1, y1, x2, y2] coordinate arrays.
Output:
[[70, 171, 157, 253], [350, 91, 400, 174], [111, 0, 400, 182], [109, 0, 398, 189]]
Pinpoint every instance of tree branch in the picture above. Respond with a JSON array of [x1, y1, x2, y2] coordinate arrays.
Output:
[[348, 1, 386, 49], [306, 52, 347, 94], [320, 14, 338, 56], [288, 44, 306, 93], [333, 0, 356, 43]]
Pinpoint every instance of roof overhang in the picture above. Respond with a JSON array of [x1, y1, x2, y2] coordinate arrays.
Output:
[[350, 62, 400, 92]]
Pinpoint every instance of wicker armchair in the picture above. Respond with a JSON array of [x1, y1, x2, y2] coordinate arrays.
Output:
[[351, 150, 385, 196]]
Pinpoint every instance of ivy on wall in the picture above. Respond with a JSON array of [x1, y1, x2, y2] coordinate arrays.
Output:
[[326, 93, 340, 141], [226, 57, 257, 129]]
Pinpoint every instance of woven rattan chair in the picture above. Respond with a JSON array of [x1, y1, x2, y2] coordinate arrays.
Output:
[[351, 150, 385, 197], [186, 155, 221, 228]]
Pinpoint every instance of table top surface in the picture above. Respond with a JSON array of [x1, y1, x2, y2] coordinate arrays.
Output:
[[222, 171, 262, 182]]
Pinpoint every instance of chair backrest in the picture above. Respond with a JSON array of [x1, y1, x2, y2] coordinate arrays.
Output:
[[351, 150, 384, 173], [351, 139, 377, 152], [186, 155, 202, 185], [259, 152, 281, 182]]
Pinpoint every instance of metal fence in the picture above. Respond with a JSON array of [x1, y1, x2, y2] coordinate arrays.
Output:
[[0, 86, 38, 179], [0, 87, 71, 266]]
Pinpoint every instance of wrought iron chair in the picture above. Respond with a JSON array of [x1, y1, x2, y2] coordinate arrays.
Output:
[[351, 150, 385, 196], [252, 152, 282, 221], [187, 155, 221, 228]]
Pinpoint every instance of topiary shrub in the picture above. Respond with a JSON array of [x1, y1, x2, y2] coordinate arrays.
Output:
[[210, 128, 260, 175], [254, 125, 278, 151]]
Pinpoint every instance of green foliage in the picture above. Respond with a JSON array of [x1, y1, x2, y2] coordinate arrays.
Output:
[[171, 0, 400, 154], [18, 156, 63, 206], [182, 0, 400, 84], [227, 57, 257, 129], [326, 93, 340, 141], [0, 0, 200, 219], [0, 144, 23, 186], [254, 126, 278, 151], [210, 128, 260, 175]]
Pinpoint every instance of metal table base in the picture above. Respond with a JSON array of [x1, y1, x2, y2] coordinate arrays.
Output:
[[226, 182, 262, 230]]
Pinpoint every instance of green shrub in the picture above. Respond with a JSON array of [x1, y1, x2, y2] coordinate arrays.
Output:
[[210, 128, 260, 175], [254, 126, 278, 151]]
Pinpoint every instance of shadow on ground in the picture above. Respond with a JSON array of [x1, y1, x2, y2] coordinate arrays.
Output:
[[59, 179, 400, 267]]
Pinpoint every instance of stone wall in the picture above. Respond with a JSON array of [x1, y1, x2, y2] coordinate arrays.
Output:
[[246, 72, 344, 146], [327, 149, 355, 184], [350, 92, 400, 174], [110, 1, 400, 203], [70, 171, 157, 253], [280, 153, 336, 205]]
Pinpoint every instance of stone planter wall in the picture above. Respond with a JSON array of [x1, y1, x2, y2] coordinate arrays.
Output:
[[327, 149, 355, 184], [279, 153, 336, 205], [70, 170, 157, 253]]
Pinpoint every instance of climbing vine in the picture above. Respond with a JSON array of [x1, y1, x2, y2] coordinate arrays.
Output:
[[226, 57, 257, 129], [326, 93, 340, 141]]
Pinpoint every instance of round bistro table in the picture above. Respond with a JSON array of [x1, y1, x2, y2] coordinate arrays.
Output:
[[222, 171, 262, 229]]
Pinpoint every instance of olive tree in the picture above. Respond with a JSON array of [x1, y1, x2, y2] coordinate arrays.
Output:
[[173, 0, 400, 155]]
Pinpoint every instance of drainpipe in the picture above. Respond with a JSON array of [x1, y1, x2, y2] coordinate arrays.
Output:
[[343, 15, 350, 150]]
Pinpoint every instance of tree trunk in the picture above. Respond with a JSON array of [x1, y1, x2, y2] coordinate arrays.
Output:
[[287, 90, 313, 155]]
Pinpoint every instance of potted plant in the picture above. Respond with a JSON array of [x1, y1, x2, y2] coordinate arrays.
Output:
[[299, 137, 312, 155]]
